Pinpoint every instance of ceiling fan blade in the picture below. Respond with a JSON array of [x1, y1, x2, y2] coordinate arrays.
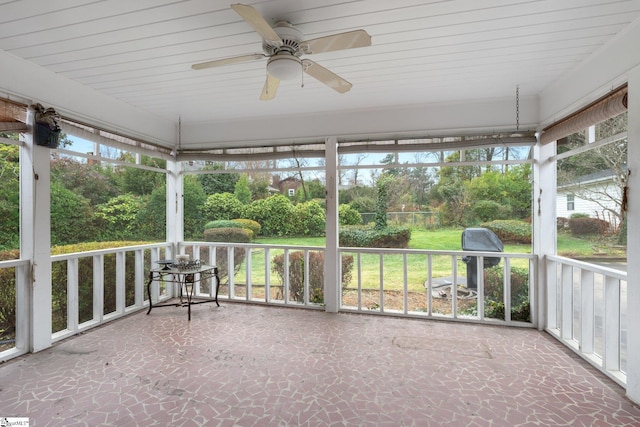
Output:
[[231, 3, 283, 46], [192, 53, 265, 70], [303, 30, 371, 55], [302, 59, 352, 94], [260, 74, 280, 101]]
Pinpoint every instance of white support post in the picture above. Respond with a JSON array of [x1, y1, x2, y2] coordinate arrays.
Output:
[[625, 65, 640, 405], [20, 107, 52, 352], [533, 139, 557, 330], [166, 159, 183, 254], [324, 137, 340, 312]]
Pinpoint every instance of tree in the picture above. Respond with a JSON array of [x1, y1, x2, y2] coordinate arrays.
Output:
[[0, 144, 20, 250], [94, 194, 145, 241], [121, 155, 166, 196], [375, 175, 392, 230], [198, 163, 239, 195], [557, 113, 628, 227], [50, 181, 95, 245], [234, 174, 252, 204], [50, 157, 119, 205]]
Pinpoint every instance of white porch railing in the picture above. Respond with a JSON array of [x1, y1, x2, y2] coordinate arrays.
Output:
[[49, 243, 173, 343], [545, 255, 627, 386], [338, 248, 536, 325], [180, 242, 536, 326]]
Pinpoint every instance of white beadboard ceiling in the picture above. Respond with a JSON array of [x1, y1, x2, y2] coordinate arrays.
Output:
[[2, 0, 640, 141]]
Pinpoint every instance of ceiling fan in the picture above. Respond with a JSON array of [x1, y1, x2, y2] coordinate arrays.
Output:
[[191, 3, 372, 100]]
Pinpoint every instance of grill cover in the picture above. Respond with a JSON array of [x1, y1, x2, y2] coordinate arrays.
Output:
[[461, 228, 503, 252]]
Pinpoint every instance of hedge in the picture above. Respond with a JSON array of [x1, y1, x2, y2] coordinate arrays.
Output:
[[481, 220, 531, 244], [339, 226, 411, 248], [568, 217, 609, 236]]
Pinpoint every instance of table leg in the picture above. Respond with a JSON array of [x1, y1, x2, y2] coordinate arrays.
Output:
[[213, 268, 220, 307], [146, 271, 154, 315]]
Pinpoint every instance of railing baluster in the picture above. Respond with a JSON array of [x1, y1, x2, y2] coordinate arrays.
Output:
[[426, 254, 432, 316], [93, 254, 104, 323], [403, 253, 408, 314], [451, 255, 457, 318], [115, 251, 125, 315], [604, 275, 621, 371], [580, 270, 595, 354], [304, 250, 310, 305], [561, 264, 573, 341], [379, 253, 384, 311], [246, 247, 252, 302], [477, 255, 485, 321], [504, 257, 511, 323], [265, 248, 271, 302], [67, 258, 79, 332]]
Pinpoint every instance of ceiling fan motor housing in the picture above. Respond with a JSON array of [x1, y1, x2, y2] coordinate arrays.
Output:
[[263, 21, 304, 56]]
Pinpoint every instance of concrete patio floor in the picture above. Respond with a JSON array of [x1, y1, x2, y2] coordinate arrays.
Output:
[[0, 302, 638, 426]]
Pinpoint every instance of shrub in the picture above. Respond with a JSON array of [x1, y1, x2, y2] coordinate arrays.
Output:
[[246, 195, 294, 236], [291, 200, 326, 236], [483, 265, 530, 322], [271, 251, 353, 303], [204, 227, 252, 243], [569, 212, 590, 219], [482, 220, 531, 244], [232, 219, 261, 236], [568, 217, 609, 236], [471, 200, 511, 222], [204, 220, 245, 230], [339, 204, 362, 225], [339, 226, 411, 248], [200, 193, 245, 221]]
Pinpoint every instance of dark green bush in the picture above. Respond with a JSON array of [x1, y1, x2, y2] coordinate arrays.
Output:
[[200, 193, 246, 221], [291, 200, 326, 236], [204, 228, 252, 243], [482, 220, 531, 244], [569, 212, 589, 219], [339, 226, 411, 248], [232, 218, 261, 236], [271, 251, 353, 303], [204, 220, 245, 230], [339, 204, 362, 225], [568, 217, 609, 236], [472, 200, 511, 222], [246, 195, 295, 236]]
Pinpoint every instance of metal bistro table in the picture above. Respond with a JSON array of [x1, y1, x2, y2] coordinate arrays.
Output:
[[146, 262, 220, 320]]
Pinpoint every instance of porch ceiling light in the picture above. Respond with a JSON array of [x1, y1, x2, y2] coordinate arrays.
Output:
[[266, 55, 302, 80]]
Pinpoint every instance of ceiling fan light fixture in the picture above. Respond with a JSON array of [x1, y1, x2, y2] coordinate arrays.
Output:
[[267, 55, 302, 80]]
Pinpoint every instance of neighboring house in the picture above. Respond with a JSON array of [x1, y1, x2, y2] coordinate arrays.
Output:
[[273, 175, 303, 196], [556, 169, 622, 226]]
